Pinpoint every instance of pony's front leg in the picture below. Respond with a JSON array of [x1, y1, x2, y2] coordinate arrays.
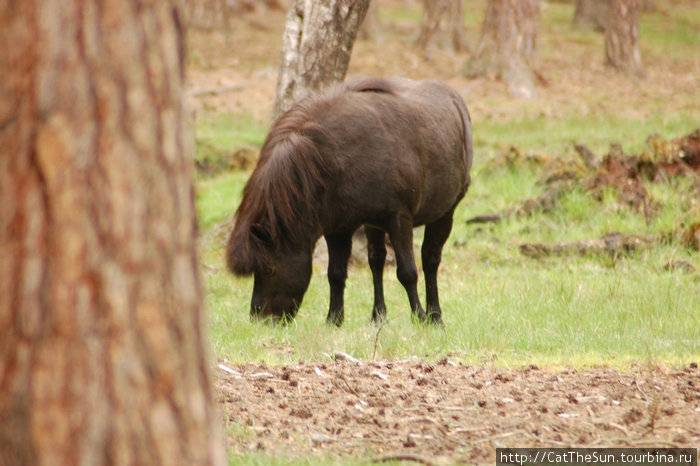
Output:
[[325, 232, 353, 326], [365, 226, 387, 323], [386, 214, 427, 322]]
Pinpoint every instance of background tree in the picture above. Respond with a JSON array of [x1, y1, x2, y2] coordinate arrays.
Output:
[[273, 0, 371, 118], [605, 0, 645, 77], [0, 1, 226, 465], [359, 0, 382, 41], [462, 0, 540, 98], [415, 0, 470, 52], [572, 0, 608, 31]]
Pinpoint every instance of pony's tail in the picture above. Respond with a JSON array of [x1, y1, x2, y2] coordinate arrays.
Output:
[[452, 97, 474, 188]]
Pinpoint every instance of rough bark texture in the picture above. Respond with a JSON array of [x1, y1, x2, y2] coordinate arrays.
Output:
[[415, 0, 469, 52], [572, 0, 608, 31], [605, 0, 645, 77], [0, 1, 226, 465], [462, 0, 540, 99], [273, 0, 370, 119]]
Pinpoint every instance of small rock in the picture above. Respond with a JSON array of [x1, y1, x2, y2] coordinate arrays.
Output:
[[311, 433, 332, 445], [334, 351, 362, 365], [403, 434, 417, 448]]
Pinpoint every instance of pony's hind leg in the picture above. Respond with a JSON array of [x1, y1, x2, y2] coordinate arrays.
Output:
[[386, 214, 427, 322], [421, 209, 456, 325], [365, 226, 387, 323], [325, 232, 353, 326]]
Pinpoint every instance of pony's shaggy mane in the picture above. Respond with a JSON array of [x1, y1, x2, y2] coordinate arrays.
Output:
[[227, 79, 396, 276]]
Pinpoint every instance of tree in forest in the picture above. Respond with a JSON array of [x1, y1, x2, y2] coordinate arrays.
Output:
[[572, 0, 608, 31], [415, 0, 470, 53], [605, 0, 645, 77], [0, 1, 225, 465], [273, 0, 370, 119], [462, 0, 540, 99], [358, 0, 382, 41]]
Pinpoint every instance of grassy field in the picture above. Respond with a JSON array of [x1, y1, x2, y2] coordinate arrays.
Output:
[[192, 0, 700, 371], [197, 121, 700, 369]]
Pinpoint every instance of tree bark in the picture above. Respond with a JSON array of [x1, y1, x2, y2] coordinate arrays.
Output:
[[273, 0, 370, 119], [605, 0, 645, 77], [572, 0, 608, 31], [462, 0, 540, 99], [415, 0, 470, 52], [0, 1, 225, 465]]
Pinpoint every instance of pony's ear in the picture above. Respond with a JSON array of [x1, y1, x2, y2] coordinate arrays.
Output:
[[250, 223, 272, 246]]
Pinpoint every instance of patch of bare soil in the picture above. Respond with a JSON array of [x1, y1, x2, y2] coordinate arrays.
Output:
[[216, 360, 700, 464]]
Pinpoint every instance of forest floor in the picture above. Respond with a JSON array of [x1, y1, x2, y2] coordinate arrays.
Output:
[[215, 359, 700, 464], [187, 1, 700, 463]]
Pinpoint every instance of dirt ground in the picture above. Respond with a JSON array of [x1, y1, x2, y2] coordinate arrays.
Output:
[[216, 359, 700, 463], [188, 2, 700, 462]]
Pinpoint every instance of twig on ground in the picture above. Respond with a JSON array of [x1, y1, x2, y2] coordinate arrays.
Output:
[[372, 452, 436, 465], [189, 84, 247, 97], [372, 317, 387, 360]]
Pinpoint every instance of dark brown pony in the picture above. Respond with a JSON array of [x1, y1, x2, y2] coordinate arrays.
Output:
[[227, 77, 473, 325]]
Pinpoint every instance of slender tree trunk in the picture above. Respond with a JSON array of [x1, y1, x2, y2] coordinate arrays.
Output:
[[572, 0, 608, 31], [273, 0, 370, 119], [0, 1, 225, 465], [415, 0, 470, 52], [358, 0, 382, 41], [462, 0, 540, 98], [605, 0, 645, 77]]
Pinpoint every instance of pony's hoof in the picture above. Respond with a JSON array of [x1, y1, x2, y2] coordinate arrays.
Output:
[[429, 316, 444, 327], [326, 317, 344, 327], [411, 310, 427, 324]]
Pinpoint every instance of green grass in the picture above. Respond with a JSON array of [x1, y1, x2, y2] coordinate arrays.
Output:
[[198, 148, 700, 369], [195, 113, 268, 173], [641, 2, 700, 59], [196, 171, 249, 230], [474, 111, 699, 156], [194, 1, 700, 371]]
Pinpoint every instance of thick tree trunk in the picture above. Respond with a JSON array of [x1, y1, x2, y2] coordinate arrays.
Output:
[[462, 0, 540, 98], [605, 0, 644, 77], [415, 0, 470, 52], [572, 0, 608, 31], [273, 0, 370, 119], [0, 1, 225, 465]]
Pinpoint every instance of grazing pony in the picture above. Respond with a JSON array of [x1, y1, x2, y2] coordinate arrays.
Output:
[[227, 77, 473, 325]]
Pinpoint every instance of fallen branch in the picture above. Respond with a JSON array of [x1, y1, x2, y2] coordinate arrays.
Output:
[[372, 453, 436, 466], [466, 212, 506, 224], [189, 84, 247, 97], [574, 143, 599, 169], [520, 233, 655, 259]]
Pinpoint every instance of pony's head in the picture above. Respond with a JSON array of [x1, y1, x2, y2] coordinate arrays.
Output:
[[227, 216, 314, 322], [226, 99, 332, 321]]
